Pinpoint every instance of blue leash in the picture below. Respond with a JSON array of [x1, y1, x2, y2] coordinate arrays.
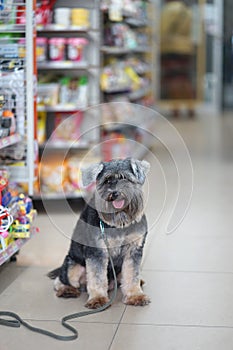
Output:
[[0, 220, 117, 341]]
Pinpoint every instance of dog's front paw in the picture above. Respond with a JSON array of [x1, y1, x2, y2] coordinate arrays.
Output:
[[123, 294, 151, 306], [85, 296, 110, 309]]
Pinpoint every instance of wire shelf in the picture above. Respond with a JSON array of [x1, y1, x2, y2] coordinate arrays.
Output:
[[0, 0, 35, 195]]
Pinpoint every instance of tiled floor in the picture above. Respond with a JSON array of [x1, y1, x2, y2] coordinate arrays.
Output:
[[1, 112, 233, 349]]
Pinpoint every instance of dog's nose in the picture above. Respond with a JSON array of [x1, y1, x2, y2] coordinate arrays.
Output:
[[110, 191, 120, 201]]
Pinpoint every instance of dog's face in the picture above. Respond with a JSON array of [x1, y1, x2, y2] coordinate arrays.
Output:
[[82, 158, 150, 228]]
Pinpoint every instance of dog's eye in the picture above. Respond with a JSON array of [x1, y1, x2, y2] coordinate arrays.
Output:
[[104, 178, 112, 184]]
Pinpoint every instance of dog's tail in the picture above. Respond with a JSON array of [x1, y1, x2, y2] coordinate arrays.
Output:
[[47, 267, 61, 279]]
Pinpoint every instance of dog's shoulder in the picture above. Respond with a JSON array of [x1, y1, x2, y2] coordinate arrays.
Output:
[[80, 197, 100, 227], [71, 196, 102, 245]]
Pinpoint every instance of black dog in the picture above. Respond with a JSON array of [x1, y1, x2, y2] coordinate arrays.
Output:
[[48, 158, 150, 309]]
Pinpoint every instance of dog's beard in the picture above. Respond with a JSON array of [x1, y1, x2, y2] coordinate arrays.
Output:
[[94, 185, 144, 228]]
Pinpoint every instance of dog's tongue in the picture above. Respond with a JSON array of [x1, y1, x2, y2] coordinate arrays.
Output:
[[112, 199, 125, 209]]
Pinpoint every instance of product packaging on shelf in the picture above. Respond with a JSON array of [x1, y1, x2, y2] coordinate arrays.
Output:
[[104, 23, 137, 48], [0, 0, 15, 25], [18, 38, 26, 58], [0, 68, 25, 136], [0, 93, 17, 138], [59, 77, 70, 104], [37, 83, 59, 106], [36, 4, 90, 29], [0, 230, 12, 252], [49, 37, 66, 61], [78, 76, 88, 108], [36, 37, 47, 62], [36, 0, 55, 28], [53, 7, 90, 28], [66, 156, 82, 190], [39, 155, 68, 194], [36, 37, 89, 63], [101, 132, 131, 162], [67, 38, 88, 62], [0, 169, 37, 249], [11, 194, 36, 239], [71, 8, 90, 28], [54, 7, 70, 27], [37, 75, 89, 108], [0, 34, 27, 61], [0, 141, 25, 163], [105, 0, 147, 22], [2, 110, 16, 135], [39, 152, 101, 196], [50, 111, 83, 146], [37, 111, 47, 145], [100, 60, 149, 94]]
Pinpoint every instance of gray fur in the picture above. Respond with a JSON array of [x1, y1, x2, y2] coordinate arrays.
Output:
[[130, 159, 150, 184], [49, 158, 151, 308], [82, 158, 150, 187], [82, 163, 104, 187]]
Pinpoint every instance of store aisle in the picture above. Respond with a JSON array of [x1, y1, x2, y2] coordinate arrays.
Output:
[[1, 113, 233, 350]]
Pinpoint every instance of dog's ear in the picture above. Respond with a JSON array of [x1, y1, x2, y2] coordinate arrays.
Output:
[[81, 163, 104, 187], [130, 159, 150, 184]]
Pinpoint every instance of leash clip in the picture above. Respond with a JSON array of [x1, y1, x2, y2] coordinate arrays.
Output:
[[99, 220, 105, 237]]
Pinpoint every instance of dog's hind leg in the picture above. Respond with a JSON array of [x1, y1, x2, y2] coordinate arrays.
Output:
[[54, 278, 80, 298], [54, 263, 86, 298], [47, 267, 61, 279], [68, 264, 86, 289]]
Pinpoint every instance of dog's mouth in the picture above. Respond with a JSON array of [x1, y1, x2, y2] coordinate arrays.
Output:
[[112, 199, 125, 209]]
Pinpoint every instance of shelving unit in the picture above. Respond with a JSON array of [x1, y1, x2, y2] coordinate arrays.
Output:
[[35, 0, 101, 199], [34, 0, 158, 198], [101, 45, 150, 55], [37, 105, 86, 112], [37, 25, 92, 33], [0, 134, 21, 150], [37, 61, 89, 70], [0, 0, 37, 194], [0, 0, 38, 264], [100, 0, 157, 161], [39, 140, 89, 150], [0, 228, 37, 266]]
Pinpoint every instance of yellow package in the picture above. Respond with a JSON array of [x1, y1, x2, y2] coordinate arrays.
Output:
[[37, 111, 47, 145], [39, 156, 68, 193]]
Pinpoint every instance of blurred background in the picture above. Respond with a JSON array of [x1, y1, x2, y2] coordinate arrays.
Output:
[[0, 0, 232, 260], [1, 2, 233, 349]]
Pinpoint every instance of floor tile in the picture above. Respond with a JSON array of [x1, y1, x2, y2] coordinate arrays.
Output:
[[122, 270, 233, 327], [0, 320, 117, 350], [142, 235, 233, 273], [1, 113, 233, 349], [110, 324, 233, 350], [0, 267, 125, 324], [0, 263, 26, 294], [16, 211, 75, 267]]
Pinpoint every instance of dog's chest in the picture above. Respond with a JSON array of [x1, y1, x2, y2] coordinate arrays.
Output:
[[103, 229, 145, 258]]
